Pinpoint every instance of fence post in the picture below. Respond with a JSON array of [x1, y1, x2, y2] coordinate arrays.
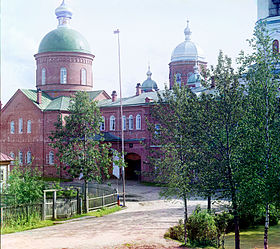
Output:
[[76, 188, 81, 215], [1, 207, 3, 227], [53, 190, 57, 220], [26, 205, 29, 222], [102, 194, 105, 207], [43, 191, 46, 220]]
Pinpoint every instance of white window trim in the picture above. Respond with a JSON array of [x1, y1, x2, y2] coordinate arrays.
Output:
[[27, 120, 31, 134], [10, 121, 15, 134], [60, 67, 67, 84], [81, 68, 87, 85], [129, 115, 134, 130], [122, 116, 126, 130], [19, 118, 23, 134], [26, 151, 32, 164], [19, 151, 23, 165], [42, 68, 46, 85], [100, 116, 105, 131], [49, 151, 54, 165], [110, 116, 116, 131], [136, 114, 141, 130]]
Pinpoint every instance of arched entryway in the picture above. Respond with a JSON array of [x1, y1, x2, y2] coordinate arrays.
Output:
[[125, 153, 141, 180]]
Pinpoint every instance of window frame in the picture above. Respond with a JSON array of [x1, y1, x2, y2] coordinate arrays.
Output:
[[136, 114, 141, 130], [19, 118, 23, 134], [42, 68, 46, 85], [10, 121, 15, 134], [27, 120, 31, 134], [19, 151, 23, 165], [60, 67, 67, 84], [122, 115, 126, 131], [49, 151, 54, 165], [128, 115, 134, 130], [26, 151, 32, 164], [100, 116, 105, 131], [81, 68, 87, 85], [110, 116, 116, 131]]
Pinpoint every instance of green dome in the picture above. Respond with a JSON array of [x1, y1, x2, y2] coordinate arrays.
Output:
[[38, 27, 91, 54], [142, 79, 158, 92]]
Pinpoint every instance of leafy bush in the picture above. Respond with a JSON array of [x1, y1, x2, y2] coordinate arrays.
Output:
[[187, 207, 218, 247], [3, 166, 46, 205], [164, 219, 185, 242]]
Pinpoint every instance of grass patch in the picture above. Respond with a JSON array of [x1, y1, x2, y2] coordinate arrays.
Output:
[[1, 205, 122, 234], [224, 223, 280, 249], [141, 181, 166, 187], [2, 219, 55, 234]]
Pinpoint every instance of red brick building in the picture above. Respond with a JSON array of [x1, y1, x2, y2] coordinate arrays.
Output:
[[0, 1, 206, 180]]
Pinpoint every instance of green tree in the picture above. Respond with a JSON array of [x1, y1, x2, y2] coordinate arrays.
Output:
[[238, 22, 280, 249], [4, 165, 46, 205], [147, 83, 201, 245], [197, 51, 245, 249], [49, 91, 112, 212]]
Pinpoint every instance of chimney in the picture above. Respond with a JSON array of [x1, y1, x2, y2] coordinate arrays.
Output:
[[145, 97, 152, 103], [37, 88, 42, 105], [111, 90, 117, 102], [136, 83, 142, 96], [211, 76, 216, 88]]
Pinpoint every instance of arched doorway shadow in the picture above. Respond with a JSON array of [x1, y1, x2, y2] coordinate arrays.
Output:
[[125, 153, 141, 181]]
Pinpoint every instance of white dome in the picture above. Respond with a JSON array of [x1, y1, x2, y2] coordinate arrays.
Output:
[[171, 21, 206, 63]]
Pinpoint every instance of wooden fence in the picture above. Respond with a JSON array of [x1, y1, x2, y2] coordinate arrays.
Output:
[[1, 187, 119, 227]]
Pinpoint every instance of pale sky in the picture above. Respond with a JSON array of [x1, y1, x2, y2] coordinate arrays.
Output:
[[1, 0, 257, 105]]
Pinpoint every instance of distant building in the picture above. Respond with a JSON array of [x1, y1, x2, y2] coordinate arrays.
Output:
[[1, 0, 227, 180]]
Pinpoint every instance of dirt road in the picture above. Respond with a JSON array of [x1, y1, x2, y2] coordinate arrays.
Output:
[[2, 181, 209, 249]]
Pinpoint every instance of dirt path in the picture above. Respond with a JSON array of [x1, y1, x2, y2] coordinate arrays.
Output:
[[2, 181, 209, 249]]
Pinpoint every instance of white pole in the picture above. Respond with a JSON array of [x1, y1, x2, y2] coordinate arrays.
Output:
[[114, 29, 126, 207]]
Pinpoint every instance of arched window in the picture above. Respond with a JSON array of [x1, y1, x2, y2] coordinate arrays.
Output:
[[19, 118, 23, 134], [60, 67, 67, 84], [175, 73, 182, 87], [136, 114, 141, 130], [81, 68, 87, 85], [110, 116, 116, 131], [27, 120, 31, 133], [10, 152, 15, 165], [122, 116, 126, 130], [49, 151, 54, 165], [129, 115, 134, 130], [273, 40, 279, 53], [42, 68, 46, 85], [19, 151, 23, 165], [10, 121, 15, 134], [26, 151, 32, 164], [100, 116, 105, 131]]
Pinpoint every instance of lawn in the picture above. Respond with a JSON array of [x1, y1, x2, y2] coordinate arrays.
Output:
[[224, 223, 280, 249]]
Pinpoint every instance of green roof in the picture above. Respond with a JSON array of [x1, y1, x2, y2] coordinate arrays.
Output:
[[21, 89, 105, 111], [38, 27, 91, 54], [21, 89, 52, 110], [45, 96, 71, 111], [98, 91, 160, 108]]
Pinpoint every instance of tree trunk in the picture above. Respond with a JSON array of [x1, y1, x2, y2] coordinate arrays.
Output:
[[84, 180, 88, 213], [207, 195, 211, 212], [264, 203, 269, 249], [183, 193, 188, 245], [232, 199, 240, 249]]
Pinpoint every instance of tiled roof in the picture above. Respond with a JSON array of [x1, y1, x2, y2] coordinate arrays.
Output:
[[20, 89, 106, 112], [45, 96, 71, 111], [0, 153, 14, 162], [98, 91, 160, 108], [21, 89, 52, 110]]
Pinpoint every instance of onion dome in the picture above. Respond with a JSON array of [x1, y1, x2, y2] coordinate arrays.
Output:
[[171, 21, 206, 63], [187, 63, 201, 87], [142, 66, 158, 92], [38, 0, 91, 54]]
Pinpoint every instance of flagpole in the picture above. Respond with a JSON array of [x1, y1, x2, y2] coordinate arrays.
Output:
[[114, 29, 126, 207]]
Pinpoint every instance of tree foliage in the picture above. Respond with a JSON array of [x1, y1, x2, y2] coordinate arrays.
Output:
[[49, 91, 112, 184]]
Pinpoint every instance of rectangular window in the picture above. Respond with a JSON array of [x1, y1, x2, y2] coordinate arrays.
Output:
[[27, 120, 31, 133], [10, 121, 15, 134], [19, 118, 23, 134], [122, 116, 126, 130], [19, 151, 23, 165]]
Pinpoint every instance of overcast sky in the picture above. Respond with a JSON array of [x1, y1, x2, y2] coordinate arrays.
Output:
[[1, 0, 257, 105]]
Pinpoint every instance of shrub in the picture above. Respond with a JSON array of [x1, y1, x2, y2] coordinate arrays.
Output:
[[164, 219, 185, 242], [187, 208, 218, 247]]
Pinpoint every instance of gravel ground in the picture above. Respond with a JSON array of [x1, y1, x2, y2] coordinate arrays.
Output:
[[2, 181, 211, 249]]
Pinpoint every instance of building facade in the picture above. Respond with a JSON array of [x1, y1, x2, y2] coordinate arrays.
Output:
[[4, 0, 271, 180]]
